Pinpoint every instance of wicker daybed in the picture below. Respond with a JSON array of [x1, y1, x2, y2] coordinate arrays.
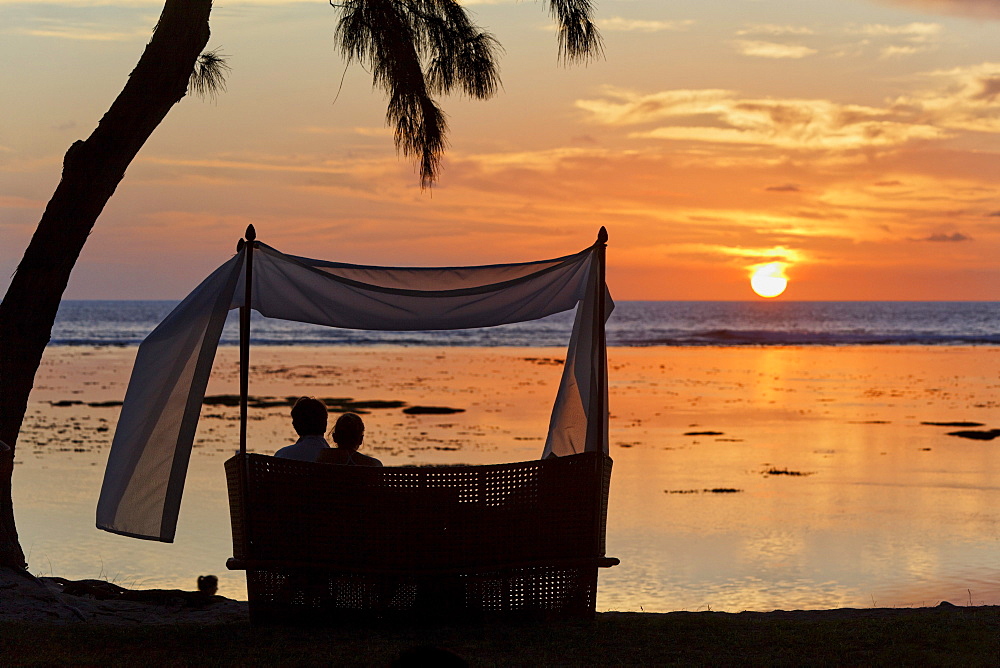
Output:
[[225, 451, 616, 623], [97, 226, 617, 624]]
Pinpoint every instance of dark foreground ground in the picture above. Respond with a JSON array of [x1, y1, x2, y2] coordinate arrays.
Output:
[[2, 605, 999, 666]]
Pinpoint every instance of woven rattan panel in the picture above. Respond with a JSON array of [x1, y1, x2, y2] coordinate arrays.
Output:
[[244, 565, 597, 623], [228, 452, 609, 570]]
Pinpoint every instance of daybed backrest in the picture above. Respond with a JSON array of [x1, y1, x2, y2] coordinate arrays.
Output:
[[226, 452, 612, 572]]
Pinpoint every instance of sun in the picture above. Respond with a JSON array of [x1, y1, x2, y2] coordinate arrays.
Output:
[[750, 262, 789, 298]]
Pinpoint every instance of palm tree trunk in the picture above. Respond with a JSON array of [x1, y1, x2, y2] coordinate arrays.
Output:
[[0, 0, 213, 569]]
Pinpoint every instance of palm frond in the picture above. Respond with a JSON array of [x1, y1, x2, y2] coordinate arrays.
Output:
[[331, 0, 600, 186], [548, 0, 603, 63], [189, 49, 230, 101], [336, 0, 451, 187], [411, 0, 501, 98]]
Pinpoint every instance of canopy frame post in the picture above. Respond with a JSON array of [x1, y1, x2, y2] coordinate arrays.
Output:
[[238, 224, 256, 456], [593, 226, 608, 452]]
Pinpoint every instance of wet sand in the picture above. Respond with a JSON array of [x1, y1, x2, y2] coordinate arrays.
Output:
[[12, 345, 1000, 611]]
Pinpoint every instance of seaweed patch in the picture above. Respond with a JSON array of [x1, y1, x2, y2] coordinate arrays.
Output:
[[762, 467, 814, 477], [666, 488, 743, 494], [403, 406, 466, 415], [947, 429, 1000, 441], [922, 421, 985, 428]]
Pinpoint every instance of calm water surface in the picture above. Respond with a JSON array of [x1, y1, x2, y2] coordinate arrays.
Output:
[[13, 345, 1000, 611]]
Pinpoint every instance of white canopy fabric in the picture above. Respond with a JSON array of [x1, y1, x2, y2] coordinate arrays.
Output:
[[97, 238, 612, 542]]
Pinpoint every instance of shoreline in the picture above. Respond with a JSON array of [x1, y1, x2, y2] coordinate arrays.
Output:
[[5, 567, 993, 625]]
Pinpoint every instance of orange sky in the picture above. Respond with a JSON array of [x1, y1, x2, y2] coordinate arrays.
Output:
[[2, 0, 999, 300]]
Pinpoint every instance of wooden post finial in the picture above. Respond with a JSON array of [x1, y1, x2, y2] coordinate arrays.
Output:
[[245, 224, 256, 242], [597, 226, 608, 244]]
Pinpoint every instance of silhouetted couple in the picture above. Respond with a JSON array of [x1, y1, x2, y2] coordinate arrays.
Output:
[[274, 397, 382, 467]]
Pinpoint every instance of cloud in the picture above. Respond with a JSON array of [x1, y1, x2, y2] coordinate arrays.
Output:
[[737, 24, 815, 36], [636, 119, 942, 150], [0, 0, 154, 4], [576, 88, 734, 126], [601, 17, 694, 32], [845, 22, 942, 58], [915, 232, 972, 241], [352, 127, 394, 138], [714, 245, 806, 263], [296, 126, 395, 138], [143, 146, 613, 186], [881, 45, 926, 58], [854, 22, 942, 39], [874, 180, 904, 186], [734, 40, 817, 59], [871, 0, 1000, 20], [892, 62, 1000, 133], [0, 0, 391, 4], [988, 211, 1000, 216], [12, 23, 148, 41], [576, 88, 948, 152], [578, 63, 1000, 156], [766, 184, 801, 192]]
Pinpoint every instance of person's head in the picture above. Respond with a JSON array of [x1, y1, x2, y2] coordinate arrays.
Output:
[[291, 396, 328, 436], [332, 412, 365, 450]]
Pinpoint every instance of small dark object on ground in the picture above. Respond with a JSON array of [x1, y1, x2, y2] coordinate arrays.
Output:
[[684, 431, 724, 436], [86, 400, 123, 407], [947, 429, 1000, 441], [763, 468, 813, 477], [198, 575, 218, 596], [49, 400, 84, 407], [403, 406, 466, 415]]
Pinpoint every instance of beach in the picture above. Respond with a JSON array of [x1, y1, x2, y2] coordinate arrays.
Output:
[[11, 344, 1000, 612], [3, 599, 1000, 665]]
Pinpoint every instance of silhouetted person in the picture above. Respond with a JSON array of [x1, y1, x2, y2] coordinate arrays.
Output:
[[197, 574, 218, 596], [274, 397, 330, 462], [317, 412, 382, 467]]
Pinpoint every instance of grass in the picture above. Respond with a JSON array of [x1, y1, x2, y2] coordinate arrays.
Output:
[[3, 607, 999, 666]]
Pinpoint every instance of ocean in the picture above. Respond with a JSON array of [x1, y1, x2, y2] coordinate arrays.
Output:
[[50, 300, 1000, 347], [16, 304, 1000, 611]]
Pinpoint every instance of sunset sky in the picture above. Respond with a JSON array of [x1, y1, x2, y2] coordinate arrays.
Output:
[[2, 0, 999, 300]]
